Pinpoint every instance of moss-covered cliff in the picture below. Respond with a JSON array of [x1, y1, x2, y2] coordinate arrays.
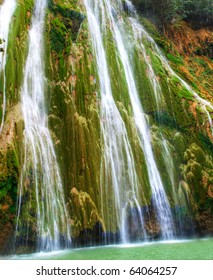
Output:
[[45, 0, 104, 241], [0, 0, 212, 254]]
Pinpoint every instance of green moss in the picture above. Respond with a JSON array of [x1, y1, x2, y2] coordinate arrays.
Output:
[[140, 17, 171, 52], [48, 0, 85, 54], [5, 0, 34, 105], [104, 28, 130, 109], [197, 133, 213, 153], [0, 148, 19, 228], [45, 3, 102, 229], [166, 53, 184, 66], [180, 142, 213, 215], [178, 87, 194, 100], [1, 0, 212, 242], [133, 49, 158, 114]]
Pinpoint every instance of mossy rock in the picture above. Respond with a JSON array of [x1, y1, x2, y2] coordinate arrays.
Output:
[[180, 143, 213, 214], [68, 187, 105, 237]]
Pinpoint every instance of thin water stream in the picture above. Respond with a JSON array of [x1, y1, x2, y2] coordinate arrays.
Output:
[[84, 0, 146, 243], [0, 0, 16, 133], [130, 17, 213, 131], [84, 0, 175, 240], [1, 0, 212, 255], [16, 0, 71, 251]]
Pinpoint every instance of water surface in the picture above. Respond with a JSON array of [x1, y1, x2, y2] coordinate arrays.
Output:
[[11, 238, 213, 260]]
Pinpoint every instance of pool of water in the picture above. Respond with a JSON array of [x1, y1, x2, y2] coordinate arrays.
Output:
[[9, 238, 213, 260]]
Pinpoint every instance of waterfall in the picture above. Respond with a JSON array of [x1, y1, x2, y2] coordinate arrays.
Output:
[[0, 0, 210, 254], [129, 18, 213, 133], [16, 0, 71, 251], [129, 16, 212, 231], [131, 16, 195, 234], [0, 0, 16, 133], [105, 0, 174, 239], [84, 0, 147, 243], [84, 0, 174, 241]]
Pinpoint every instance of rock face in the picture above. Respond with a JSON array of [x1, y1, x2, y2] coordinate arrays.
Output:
[[0, 0, 212, 254]]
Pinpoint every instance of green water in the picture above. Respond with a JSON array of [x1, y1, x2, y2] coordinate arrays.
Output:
[[11, 238, 213, 260]]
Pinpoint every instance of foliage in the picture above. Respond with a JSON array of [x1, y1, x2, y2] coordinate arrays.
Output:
[[48, 0, 85, 53], [0, 150, 18, 203], [183, 0, 213, 26], [132, 0, 213, 26], [0, 149, 19, 230]]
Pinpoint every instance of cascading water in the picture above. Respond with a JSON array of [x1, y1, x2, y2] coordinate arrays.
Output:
[[16, 0, 71, 251], [0, 0, 211, 257], [0, 0, 16, 133], [106, 0, 174, 239], [130, 15, 194, 234], [84, 0, 174, 241], [129, 16, 213, 230], [129, 17, 213, 133], [100, 0, 212, 240], [84, 0, 146, 243]]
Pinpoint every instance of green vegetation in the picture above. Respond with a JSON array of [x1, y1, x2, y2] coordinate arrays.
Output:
[[0, 0, 213, 253], [45, 0, 103, 239], [5, 0, 34, 103], [48, 1, 85, 53], [132, 0, 213, 27], [0, 148, 19, 229]]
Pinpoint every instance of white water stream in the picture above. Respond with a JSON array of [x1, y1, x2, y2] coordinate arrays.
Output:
[[0, 0, 16, 133], [130, 18, 213, 132], [16, 0, 71, 251], [104, 0, 174, 239], [84, 0, 175, 240], [84, 0, 146, 243]]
